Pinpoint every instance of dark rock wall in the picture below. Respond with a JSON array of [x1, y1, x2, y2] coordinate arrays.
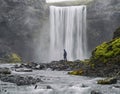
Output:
[[0, 0, 120, 62], [87, 0, 120, 55], [0, 0, 48, 61]]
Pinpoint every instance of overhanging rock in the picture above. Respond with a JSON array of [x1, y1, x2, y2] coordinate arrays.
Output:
[[46, 0, 93, 6]]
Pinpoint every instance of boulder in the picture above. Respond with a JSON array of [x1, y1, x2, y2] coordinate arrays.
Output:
[[0, 74, 42, 86], [14, 64, 21, 68], [91, 90, 102, 94], [47, 60, 86, 71], [0, 68, 11, 74], [113, 85, 120, 88], [68, 69, 84, 75], [97, 77, 117, 85], [39, 64, 46, 70], [46, 85, 52, 89]]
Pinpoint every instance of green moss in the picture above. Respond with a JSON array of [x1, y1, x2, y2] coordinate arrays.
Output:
[[91, 38, 120, 63], [81, 59, 94, 69], [68, 69, 84, 75], [97, 77, 117, 85], [4, 53, 22, 63], [91, 63, 95, 69]]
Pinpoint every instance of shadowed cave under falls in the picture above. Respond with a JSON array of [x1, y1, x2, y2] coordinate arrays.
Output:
[[49, 5, 88, 61]]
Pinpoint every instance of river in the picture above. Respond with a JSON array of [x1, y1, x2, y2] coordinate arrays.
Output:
[[0, 64, 120, 94]]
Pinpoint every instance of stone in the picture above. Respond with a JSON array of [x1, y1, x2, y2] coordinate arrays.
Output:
[[0, 74, 42, 86], [113, 85, 120, 88], [34, 85, 38, 89], [36, 65, 40, 69], [113, 27, 120, 39], [0, 68, 11, 74], [97, 77, 117, 85], [91, 90, 102, 94], [46, 85, 52, 89], [81, 84, 88, 87]]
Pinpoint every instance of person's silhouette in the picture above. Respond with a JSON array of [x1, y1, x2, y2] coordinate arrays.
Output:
[[63, 49, 67, 61]]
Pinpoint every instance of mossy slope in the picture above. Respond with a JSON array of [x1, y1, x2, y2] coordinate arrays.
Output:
[[69, 37, 120, 77], [91, 38, 120, 64], [1, 53, 22, 63]]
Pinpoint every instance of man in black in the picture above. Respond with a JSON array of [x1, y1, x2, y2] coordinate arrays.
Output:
[[63, 49, 67, 61]]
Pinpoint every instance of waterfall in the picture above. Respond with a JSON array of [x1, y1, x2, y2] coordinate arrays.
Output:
[[49, 5, 87, 61]]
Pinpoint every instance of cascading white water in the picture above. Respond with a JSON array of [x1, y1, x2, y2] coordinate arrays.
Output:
[[0, 64, 120, 94], [49, 5, 87, 61]]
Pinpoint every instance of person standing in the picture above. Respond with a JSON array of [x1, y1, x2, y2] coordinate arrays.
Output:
[[63, 49, 67, 62]]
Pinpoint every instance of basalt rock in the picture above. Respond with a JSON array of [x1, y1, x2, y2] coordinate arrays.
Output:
[[0, 0, 48, 62], [18, 62, 46, 70], [47, 60, 86, 71], [0, 74, 42, 86], [0, 67, 11, 74], [97, 77, 117, 85], [91, 90, 102, 94], [113, 27, 120, 39]]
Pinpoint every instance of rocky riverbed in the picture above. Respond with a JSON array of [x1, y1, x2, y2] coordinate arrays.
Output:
[[10, 59, 120, 79], [0, 61, 87, 86], [0, 64, 120, 94]]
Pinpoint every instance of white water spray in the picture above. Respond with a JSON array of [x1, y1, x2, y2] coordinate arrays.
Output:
[[49, 5, 87, 61]]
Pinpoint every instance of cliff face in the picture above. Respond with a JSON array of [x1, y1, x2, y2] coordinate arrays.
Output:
[[0, 0, 48, 61], [0, 0, 120, 62], [87, 0, 120, 53], [46, 0, 94, 6]]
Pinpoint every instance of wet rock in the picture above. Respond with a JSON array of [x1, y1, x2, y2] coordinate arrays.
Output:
[[34, 64, 46, 70], [0, 67, 11, 74], [47, 60, 85, 71], [39, 64, 46, 70], [28, 62, 38, 69], [113, 27, 120, 39], [19, 64, 26, 68], [97, 77, 117, 85], [14, 62, 47, 70], [91, 90, 102, 94], [14, 64, 21, 68], [81, 84, 88, 88], [68, 69, 84, 75], [36, 78, 42, 82], [34, 85, 38, 89], [0, 74, 42, 86], [113, 85, 120, 88], [46, 85, 52, 89], [35, 65, 40, 69]]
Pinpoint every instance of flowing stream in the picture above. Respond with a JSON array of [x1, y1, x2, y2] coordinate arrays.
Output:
[[0, 64, 120, 94], [49, 5, 87, 61]]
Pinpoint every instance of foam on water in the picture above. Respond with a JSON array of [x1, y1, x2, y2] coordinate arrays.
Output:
[[0, 64, 120, 94]]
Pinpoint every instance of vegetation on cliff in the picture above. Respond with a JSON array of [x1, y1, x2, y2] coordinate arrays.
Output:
[[69, 27, 120, 78], [8, 53, 22, 63], [97, 77, 117, 85], [90, 38, 120, 64], [0, 53, 22, 63]]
